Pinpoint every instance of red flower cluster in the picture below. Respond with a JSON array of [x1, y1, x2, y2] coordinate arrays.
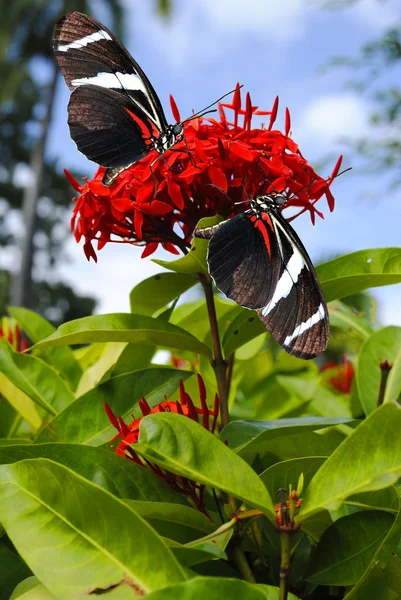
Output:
[[105, 374, 218, 513], [321, 356, 355, 395], [66, 85, 342, 262], [0, 319, 28, 352]]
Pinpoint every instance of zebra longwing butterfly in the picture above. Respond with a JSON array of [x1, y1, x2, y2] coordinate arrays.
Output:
[[54, 12, 190, 186], [194, 194, 329, 360]]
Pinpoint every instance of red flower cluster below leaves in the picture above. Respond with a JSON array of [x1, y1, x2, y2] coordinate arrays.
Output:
[[321, 356, 355, 394], [0, 319, 28, 352], [66, 84, 343, 262], [105, 374, 218, 514]]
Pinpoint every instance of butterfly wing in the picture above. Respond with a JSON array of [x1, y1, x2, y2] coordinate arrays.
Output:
[[53, 12, 168, 179], [199, 212, 282, 309], [197, 210, 328, 359], [67, 84, 150, 168], [256, 211, 328, 359], [53, 12, 168, 131]]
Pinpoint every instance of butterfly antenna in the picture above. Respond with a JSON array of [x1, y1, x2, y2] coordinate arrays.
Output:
[[287, 167, 352, 201], [185, 109, 217, 123], [256, 160, 281, 195], [182, 85, 244, 123]]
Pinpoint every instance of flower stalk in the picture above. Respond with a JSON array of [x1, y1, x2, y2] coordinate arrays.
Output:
[[199, 272, 229, 428]]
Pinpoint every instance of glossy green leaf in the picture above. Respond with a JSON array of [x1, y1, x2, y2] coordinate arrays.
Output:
[[33, 313, 212, 358], [0, 443, 188, 505], [0, 539, 32, 600], [383, 555, 401, 596], [260, 457, 327, 499], [299, 404, 401, 521], [222, 417, 356, 456], [305, 511, 394, 585], [125, 501, 214, 542], [145, 577, 300, 599], [167, 539, 227, 567], [8, 307, 82, 389], [222, 307, 266, 357], [130, 272, 197, 315], [135, 412, 275, 519], [0, 373, 41, 429], [344, 563, 398, 600], [0, 397, 19, 439], [0, 459, 187, 597], [356, 326, 401, 415], [328, 300, 372, 340], [316, 247, 401, 302], [10, 577, 58, 600], [75, 341, 129, 396], [0, 339, 74, 415], [35, 368, 193, 445], [152, 216, 220, 275]]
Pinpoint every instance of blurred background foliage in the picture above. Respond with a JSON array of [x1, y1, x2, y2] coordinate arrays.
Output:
[[0, 0, 399, 325], [0, 0, 170, 324]]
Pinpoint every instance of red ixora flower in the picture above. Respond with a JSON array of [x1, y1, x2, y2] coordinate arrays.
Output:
[[321, 355, 355, 394], [66, 84, 343, 262], [0, 319, 28, 352], [105, 374, 218, 514]]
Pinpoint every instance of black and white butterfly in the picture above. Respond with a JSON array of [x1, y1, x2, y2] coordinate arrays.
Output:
[[53, 12, 188, 186], [194, 194, 329, 359]]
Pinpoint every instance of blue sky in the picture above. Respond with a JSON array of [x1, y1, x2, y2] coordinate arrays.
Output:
[[45, 0, 401, 325]]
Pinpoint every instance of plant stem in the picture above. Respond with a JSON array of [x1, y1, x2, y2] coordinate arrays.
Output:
[[377, 360, 392, 407], [279, 531, 291, 600], [231, 544, 257, 584], [199, 273, 229, 428]]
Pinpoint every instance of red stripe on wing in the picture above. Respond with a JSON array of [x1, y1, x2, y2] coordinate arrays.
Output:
[[123, 107, 157, 139], [249, 214, 272, 257]]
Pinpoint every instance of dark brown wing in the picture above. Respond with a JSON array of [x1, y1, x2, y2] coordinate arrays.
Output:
[[200, 212, 283, 309], [53, 11, 168, 131], [256, 211, 328, 359]]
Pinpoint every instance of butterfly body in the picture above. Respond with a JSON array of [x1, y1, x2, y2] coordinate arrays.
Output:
[[53, 12, 184, 185], [194, 194, 329, 359]]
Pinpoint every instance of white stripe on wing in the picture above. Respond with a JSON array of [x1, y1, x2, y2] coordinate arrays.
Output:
[[58, 30, 112, 52], [283, 303, 325, 346]]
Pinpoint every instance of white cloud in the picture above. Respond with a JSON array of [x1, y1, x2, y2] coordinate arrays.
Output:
[[57, 240, 166, 314], [197, 0, 306, 39], [298, 93, 370, 143], [347, 0, 400, 32]]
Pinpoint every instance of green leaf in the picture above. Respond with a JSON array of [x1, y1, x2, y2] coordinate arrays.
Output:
[[222, 417, 356, 456], [135, 412, 275, 519], [222, 307, 266, 357], [299, 404, 401, 521], [8, 307, 82, 389], [305, 511, 394, 585], [10, 577, 58, 600], [344, 563, 398, 600], [33, 313, 212, 358], [316, 247, 401, 302], [0, 373, 42, 429], [260, 457, 327, 499], [0, 443, 188, 505], [356, 326, 401, 415], [328, 301, 372, 340], [124, 501, 214, 542], [75, 342, 129, 396], [167, 539, 228, 567], [0, 397, 19, 439], [145, 577, 301, 599], [152, 216, 220, 274], [0, 459, 187, 597], [130, 272, 197, 315], [0, 339, 74, 415], [35, 368, 193, 446], [0, 539, 32, 600]]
